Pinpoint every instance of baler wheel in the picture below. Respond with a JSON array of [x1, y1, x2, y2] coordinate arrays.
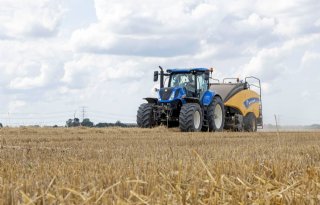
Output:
[[244, 113, 257, 132]]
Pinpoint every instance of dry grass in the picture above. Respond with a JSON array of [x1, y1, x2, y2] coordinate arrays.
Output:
[[0, 127, 320, 204]]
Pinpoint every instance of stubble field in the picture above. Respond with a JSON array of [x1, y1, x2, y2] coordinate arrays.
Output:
[[0, 127, 320, 204]]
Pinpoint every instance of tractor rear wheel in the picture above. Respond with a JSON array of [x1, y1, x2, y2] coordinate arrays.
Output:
[[207, 96, 225, 132], [244, 113, 257, 132], [179, 103, 203, 132], [137, 103, 155, 128]]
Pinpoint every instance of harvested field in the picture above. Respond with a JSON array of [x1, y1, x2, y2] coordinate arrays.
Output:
[[0, 127, 320, 204]]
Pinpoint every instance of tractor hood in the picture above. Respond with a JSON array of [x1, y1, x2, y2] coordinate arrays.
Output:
[[158, 87, 186, 103]]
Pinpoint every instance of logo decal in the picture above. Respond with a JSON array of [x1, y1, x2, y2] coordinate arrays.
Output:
[[244, 98, 260, 108]]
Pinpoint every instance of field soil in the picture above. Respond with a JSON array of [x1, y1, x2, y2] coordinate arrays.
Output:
[[0, 127, 320, 204]]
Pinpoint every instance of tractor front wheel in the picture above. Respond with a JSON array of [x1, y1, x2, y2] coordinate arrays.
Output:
[[244, 113, 257, 132], [179, 103, 203, 132], [137, 103, 156, 128]]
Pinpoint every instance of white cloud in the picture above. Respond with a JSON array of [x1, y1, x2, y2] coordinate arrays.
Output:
[[9, 63, 52, 90], [241, 13, 276, 29], [0, 0, 64, 39], [241, 34, 320, 81], [315, 19, 320, 27], [257, 0, 320, 37], [62, 54, 146, 88], [70, 0, 225, 57], [301, 51, 320, 64]]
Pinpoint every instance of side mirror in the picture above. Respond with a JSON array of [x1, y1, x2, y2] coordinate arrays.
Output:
[[204, 72, 210, 81], [154, 71, 159, 82]]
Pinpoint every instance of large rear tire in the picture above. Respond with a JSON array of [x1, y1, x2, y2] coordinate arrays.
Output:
[[244, 113, 257, 132], [137, 103, 155, 128], [179, 103, 203, 132], [207, 96, 225, 132]]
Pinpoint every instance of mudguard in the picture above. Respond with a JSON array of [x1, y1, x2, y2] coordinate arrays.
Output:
[[224, 90, 260, 118], [201, 90, 215, 106], [144, 97, 158, 104]]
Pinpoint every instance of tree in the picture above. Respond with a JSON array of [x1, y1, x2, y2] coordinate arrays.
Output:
[[115, 120, 127, 127], [0, 123, 3, 128], [81, 118, 94, 127], [66, 119, 73, 127], [115, 120, 122, 126], [66, 118, 81, 127], [73, 118, 81, 127], [95, 123, 108, 128]]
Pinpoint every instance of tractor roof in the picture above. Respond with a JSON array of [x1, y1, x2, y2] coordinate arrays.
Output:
[[167, 68, 209, 73]]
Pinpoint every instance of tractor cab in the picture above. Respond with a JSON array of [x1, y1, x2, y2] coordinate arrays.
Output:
[[154, 68, 210, 103]]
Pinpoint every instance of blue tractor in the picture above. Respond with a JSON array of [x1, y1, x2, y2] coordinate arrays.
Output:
[[137, 66, 225, 132]]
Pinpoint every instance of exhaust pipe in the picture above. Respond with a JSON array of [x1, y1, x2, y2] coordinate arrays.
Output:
[[159, 66, 164, 88]]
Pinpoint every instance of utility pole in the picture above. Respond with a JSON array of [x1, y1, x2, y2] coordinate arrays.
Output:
[[81, 106, 87, 122]]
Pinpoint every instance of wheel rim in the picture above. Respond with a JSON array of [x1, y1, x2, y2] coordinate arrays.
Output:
[[193, 111, 201, 129], [214, 104, 223, 129]]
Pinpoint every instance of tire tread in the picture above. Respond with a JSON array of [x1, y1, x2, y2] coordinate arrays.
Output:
[[179, 103, 202, 132], [137, 103, 155, 128]]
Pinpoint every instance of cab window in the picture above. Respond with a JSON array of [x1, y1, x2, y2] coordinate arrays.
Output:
[[197, 73, 208, 98]]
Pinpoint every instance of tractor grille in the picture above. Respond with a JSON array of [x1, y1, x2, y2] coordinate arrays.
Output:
[[159, 88, 174, 100]]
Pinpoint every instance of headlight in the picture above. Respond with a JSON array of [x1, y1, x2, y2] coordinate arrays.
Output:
[[169, 91, 175, 100]]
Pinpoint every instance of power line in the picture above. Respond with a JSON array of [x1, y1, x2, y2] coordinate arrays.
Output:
[[0, 110, 76, 115], [87, 110, 134, 118], [81, 106, 87, 121], [0, 108, 137, 126]]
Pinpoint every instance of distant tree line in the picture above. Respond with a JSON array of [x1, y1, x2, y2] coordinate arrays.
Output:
[[264, 124, 320, 130], [95, 121, 136, 128], [65, 118, 136, 128], [66, 118, 94, 127]]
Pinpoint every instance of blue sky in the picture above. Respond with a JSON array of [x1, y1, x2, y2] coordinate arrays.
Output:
[[0, 0, 320, 126]]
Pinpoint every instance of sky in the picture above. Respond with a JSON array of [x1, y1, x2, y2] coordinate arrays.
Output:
[[0, 0, 320, 126]]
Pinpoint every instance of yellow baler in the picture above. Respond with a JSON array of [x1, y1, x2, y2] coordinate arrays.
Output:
[[210, 77, 263, 131]]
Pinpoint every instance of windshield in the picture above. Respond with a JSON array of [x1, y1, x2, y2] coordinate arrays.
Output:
[[169, 73, 196, 97], [169, 72, 208, 98], [169, 73, 195, 87]]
